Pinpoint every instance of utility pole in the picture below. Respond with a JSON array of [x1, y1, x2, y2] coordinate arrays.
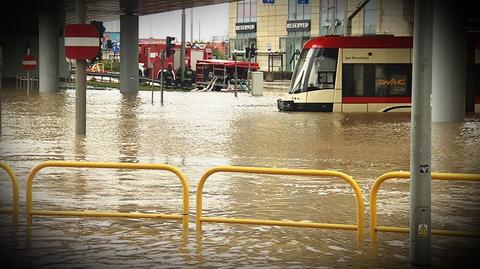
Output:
[[410, 0, 433, 266]]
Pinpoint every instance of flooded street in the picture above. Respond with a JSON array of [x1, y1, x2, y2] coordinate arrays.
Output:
[[1, 86, 480, 268]]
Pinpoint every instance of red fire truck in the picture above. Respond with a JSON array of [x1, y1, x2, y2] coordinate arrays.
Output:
[[138, 40, 212, 80]]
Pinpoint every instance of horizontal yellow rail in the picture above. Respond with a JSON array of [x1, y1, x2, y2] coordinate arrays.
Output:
[[370, 171, 480, 244], [196, 166, 365, 242], [26, 161, 189, 233], [0, 162, 19, 218]]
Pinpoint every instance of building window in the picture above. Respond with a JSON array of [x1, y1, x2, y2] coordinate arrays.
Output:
[[237, 0, 257, 23], [288, 0, 311, 21], [363, 0, 378, 34], [320, 0, 346, 35], [342, 64, 412, 97]]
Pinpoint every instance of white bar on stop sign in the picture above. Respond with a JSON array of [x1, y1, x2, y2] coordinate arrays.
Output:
[[65, 37, 99, 47], [22, 61, 37, 65]]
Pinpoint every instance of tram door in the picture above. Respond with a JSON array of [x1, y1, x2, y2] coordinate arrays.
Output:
[[280, 36, 310, 72]]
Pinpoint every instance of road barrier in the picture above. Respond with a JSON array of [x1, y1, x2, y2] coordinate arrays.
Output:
[[196, 166, 365, 243], [370, 171, 480, 244], [0, 162, 19, 218], [26, 161, 189, 235]]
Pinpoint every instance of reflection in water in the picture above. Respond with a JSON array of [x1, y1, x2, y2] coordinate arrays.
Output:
[[118, 93, 141, 163], [0, 86, 479, 268]]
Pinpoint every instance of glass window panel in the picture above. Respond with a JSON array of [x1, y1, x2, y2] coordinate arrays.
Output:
[[250, 0, 257, 21], [335, 0, 346, 34], [237, 1, 244, 23], [363, 0, 377, 34], [288, 0, 297, 20]]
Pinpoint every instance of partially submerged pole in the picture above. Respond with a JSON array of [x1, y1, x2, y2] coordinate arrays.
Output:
[[410, 0, 433, 266], [75, 0, 87, 135]]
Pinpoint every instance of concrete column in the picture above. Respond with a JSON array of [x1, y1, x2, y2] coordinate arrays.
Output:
[[75, 0, 87, 135], [410, 0, 433, 266], [120, 14, 139, 93], [0, 46, 3, 135], [432, 0, 466, 122], [39, 12, 59, 92]]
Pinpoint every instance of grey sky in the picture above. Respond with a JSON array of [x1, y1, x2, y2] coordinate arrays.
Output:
[[104, 3, 229, 41]]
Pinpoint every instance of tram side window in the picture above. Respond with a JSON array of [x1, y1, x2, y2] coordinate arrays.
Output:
[[343, 64, 412, 97], [308, 48, 338, 91]]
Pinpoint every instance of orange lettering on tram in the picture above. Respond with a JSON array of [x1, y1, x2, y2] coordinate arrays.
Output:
[[376, 79, 406, 87]]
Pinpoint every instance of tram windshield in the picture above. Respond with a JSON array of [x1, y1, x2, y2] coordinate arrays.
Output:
[[289, 49, 309, 94], [289, 48, 338, 94]]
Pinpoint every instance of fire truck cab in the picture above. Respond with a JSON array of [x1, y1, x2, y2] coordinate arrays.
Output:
[[138, 41, 212, 80]]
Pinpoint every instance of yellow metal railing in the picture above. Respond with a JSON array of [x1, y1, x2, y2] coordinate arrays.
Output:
[[196, 166, 365, 242], [370, 171, 480, 244], [26, 161, 190, 234], [0, 162, 20, 222]]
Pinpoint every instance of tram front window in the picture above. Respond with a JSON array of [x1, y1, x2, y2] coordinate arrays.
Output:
[[308, 48, 338, 91], [289, 49, 309, 94]]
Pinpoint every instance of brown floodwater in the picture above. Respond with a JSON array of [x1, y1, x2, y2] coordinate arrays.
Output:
[[0, 85, 479, 268]]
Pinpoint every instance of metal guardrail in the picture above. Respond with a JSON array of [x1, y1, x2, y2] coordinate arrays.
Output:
[[196, 166, 365, 243], [370, 171, 480, 244], [0, 162, 19, 218], [15, 75, 39, 91], [26, 161, 190, 235]]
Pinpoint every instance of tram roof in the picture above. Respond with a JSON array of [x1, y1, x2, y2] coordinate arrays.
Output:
[[303, 36, 413, 49]]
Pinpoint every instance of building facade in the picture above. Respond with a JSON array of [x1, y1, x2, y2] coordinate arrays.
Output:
[[228, 0, 413, 72]]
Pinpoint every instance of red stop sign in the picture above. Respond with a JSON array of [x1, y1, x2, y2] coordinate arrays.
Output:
[[22, 55, 37, 71]]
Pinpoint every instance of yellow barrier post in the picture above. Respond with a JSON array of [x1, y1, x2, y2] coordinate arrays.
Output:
[[370, 171, 480, 245], [26, 161, 189, 238], [196, 166, 365, 243], [0, 162, 20, 234]]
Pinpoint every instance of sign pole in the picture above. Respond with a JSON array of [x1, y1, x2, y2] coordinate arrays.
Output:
[[27, 70, 30, 95], [247, 58, 251, 92], [234, 54, 238, 97], [151, 61, 154, 104], [148, 47, 153, 104], [160, 50, 164, 105]]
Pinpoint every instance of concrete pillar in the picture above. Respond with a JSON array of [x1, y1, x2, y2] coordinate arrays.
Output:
[[120, 14, 139, 93], [75, 0, 87, 135], [0, 46, 3, 135], [410, 0, 433, 266], [39, 12, 59, 92], [432, 0, 466, 122]]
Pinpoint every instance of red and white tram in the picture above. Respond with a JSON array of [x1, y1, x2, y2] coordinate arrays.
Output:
[[277, 35, 414, 112]]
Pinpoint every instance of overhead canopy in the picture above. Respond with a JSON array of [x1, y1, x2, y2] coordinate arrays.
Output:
[[0, 0, 234, 35]]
